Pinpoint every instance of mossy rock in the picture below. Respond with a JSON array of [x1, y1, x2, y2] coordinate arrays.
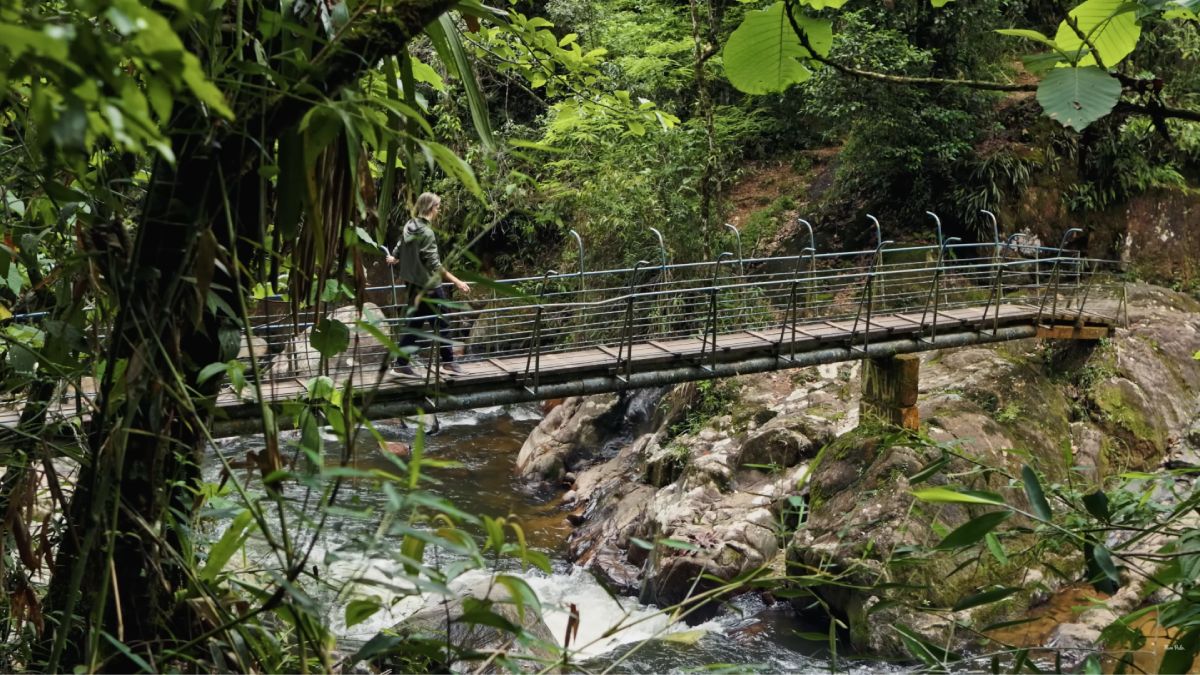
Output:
[[1092, 377, 1167, 456]]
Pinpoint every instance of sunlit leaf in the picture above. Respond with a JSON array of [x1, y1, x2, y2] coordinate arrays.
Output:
[[345, 598, 382, 628], [722, 2, 831, 95], [200, 509, 255, 581], [1020, 465, 1054, 521], [1053, 0, 1141, 67], [912, 487, 1005, 506]]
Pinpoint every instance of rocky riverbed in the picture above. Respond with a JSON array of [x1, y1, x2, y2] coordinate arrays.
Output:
[[513, 283, 1200, 664]]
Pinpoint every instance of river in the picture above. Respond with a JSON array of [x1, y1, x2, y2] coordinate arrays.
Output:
[[207, 405, 884, 672]]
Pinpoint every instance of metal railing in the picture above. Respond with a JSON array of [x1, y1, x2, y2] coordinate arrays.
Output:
[[232, 214, 1123, 395], [1, 213, 1127, 425]]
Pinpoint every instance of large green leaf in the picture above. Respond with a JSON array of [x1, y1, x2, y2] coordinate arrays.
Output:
[[200, 509, 255, 582], [935, 511, 1012, 549], [797, 0, 850, 8], [994, 28, 1060, 50], [417, 139, 484, 200], [345, 598, 383, 628], [1161, 628, 1200, 674], [494, 574, 541, 621], [723, 2, 832, 95], [427, 15, 495, 151], [1090, 542, 1120, 583], [1020, 465, 1053, 521], [1036, 66, 1121, 131], [952, 586, 1020, 611], [1054, 0, 1141, 68], [911, 487, 1005, 506], [310, 318, 350, 358]]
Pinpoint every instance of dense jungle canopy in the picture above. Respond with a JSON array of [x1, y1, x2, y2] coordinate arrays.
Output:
[[0, 0, 1198, 671]]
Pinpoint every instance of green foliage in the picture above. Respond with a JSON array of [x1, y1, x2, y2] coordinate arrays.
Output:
[[726, 0, 1200, 132], [1037, 66, 1122, 131], [1053, 0, 1142, 68], [664, 379, 739, 441], [797, 9, 989, 222], [722, 2, 831, 94]]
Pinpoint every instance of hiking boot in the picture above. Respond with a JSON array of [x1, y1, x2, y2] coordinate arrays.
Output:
[[389, 364, 418, 378], [441, 362, 462, 376]]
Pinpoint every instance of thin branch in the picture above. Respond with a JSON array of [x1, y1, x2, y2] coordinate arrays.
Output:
[[782, 2, 1036, 93], [1116, 100, 1200, 123], [1059, 0, 1108, 70]]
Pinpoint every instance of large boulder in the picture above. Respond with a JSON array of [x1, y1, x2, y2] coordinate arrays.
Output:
[[516, 387, 671, 484], [563, 369, 852, 612], [515, 394, 622, 483]]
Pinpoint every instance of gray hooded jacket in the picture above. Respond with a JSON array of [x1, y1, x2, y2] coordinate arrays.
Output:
[[391, 217, 443, 289]]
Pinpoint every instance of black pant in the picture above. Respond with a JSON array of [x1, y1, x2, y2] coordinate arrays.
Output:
[[397, 285, 454, 365]]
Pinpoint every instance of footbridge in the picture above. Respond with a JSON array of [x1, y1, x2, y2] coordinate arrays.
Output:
[[7, 215, 1126, 437]]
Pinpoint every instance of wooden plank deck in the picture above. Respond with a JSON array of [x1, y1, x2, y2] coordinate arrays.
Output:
[[0, 303, 1115, 433]]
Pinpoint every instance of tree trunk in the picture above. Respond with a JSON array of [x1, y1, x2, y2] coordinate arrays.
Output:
[[38, 1, 457, 669]]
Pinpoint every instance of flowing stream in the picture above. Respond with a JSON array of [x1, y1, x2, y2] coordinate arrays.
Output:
[[207, 405, 884, 672]]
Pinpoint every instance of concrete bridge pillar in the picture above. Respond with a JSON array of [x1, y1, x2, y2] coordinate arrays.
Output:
[[860, 354, 920, 431]]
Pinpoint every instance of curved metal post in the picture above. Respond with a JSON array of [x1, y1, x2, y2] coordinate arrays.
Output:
[[865, 214, 886, 311], [648, 227, 669, 333], [1037, 228, 1082, 323], [700, 252, 735, 371], [851, 238, 893, 354], [649, 227, 668, 272], [798, 217, 817, 321], [978, 211, 1003, 334], [380, 243, 401, 348], [919, 234, 962, 344], [568, 229, 585, 291], [724, 224, 744, 276], [724, 224, 747, 325], [616, 260, 650, 382], [523, 270, 557, 393], [866, 214, 882, 251], [779, 246, 817, 362], [799, 218, 815, 256]]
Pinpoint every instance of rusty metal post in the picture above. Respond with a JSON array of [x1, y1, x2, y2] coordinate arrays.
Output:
[[616, 261, 650, 383], [700, 252, 734, 372], [851, 238, 893, 354], [1037, 228, 1082, 324], [779, 246, 816, 362], [523, 270, 556, 394], [919, 214, 961, 344]]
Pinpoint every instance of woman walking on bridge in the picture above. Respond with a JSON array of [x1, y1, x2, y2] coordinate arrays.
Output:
[[386, 192, 471, 376]]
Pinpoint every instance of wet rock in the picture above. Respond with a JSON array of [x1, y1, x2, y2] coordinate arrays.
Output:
[[1071, 421, 1105, 484], [643, 443, 687, 488], [1045, 623, 1102, 669], [515, 394, 620, 483], [516, 389, 668, 484], [1186, 417, 1200, 449], [380, 441, 411, 459], [736, 426, 813, 469]]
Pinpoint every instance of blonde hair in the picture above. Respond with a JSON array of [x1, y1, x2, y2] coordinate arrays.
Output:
[[414, 192, 441, 218]]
